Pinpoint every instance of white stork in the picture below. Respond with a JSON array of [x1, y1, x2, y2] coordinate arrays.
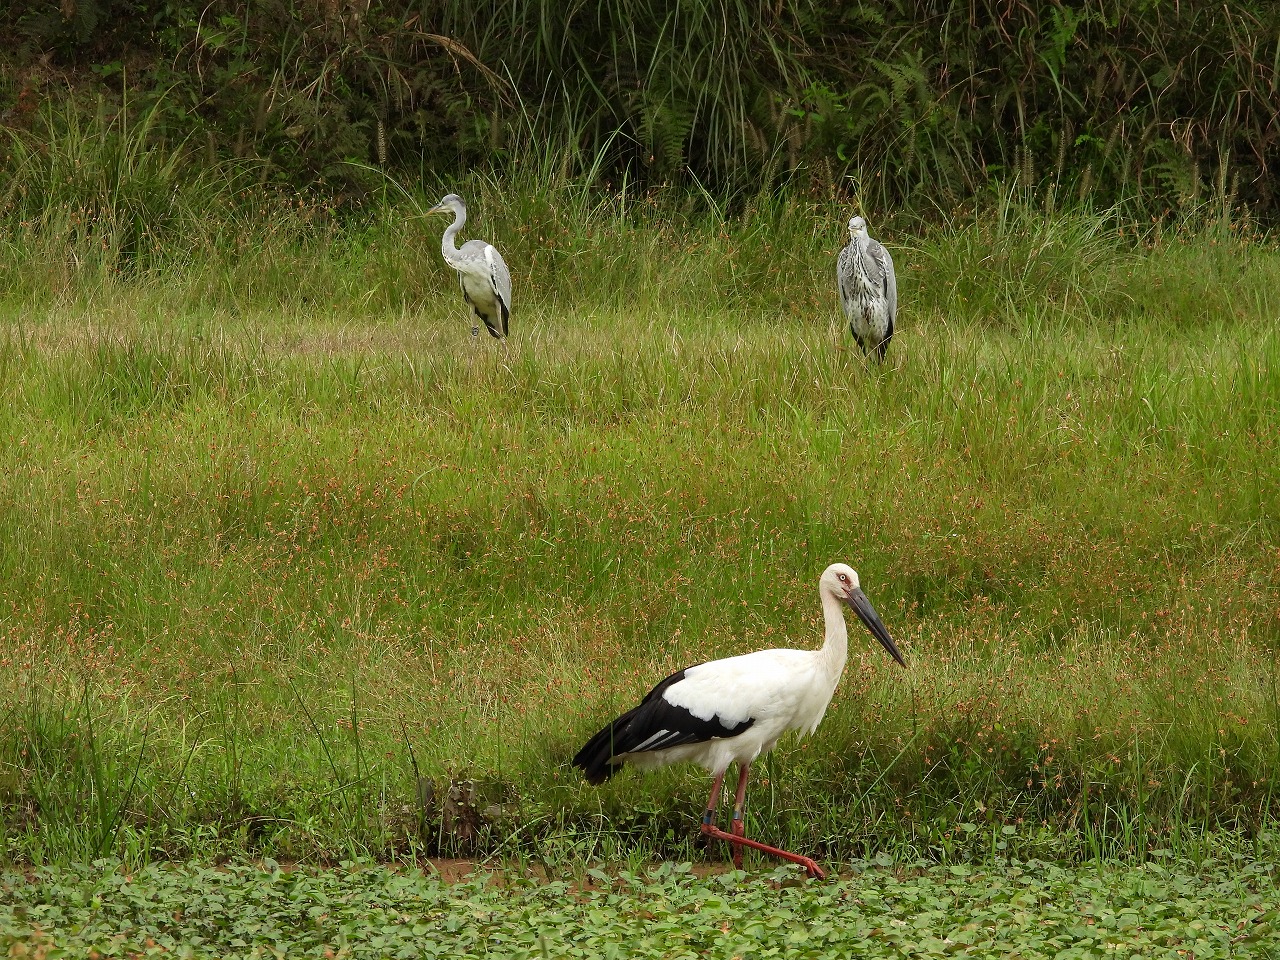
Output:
[[572, 562, 906, 879]]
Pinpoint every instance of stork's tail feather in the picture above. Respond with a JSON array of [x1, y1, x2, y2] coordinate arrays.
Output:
[[571, 729, 619, 785], [572, 710, 640, 785]]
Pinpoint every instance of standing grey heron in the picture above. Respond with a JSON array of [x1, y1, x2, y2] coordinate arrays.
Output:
[[573, 562, 906, 879], [427, 193, 512, 339], [837, 215, 896, 361]]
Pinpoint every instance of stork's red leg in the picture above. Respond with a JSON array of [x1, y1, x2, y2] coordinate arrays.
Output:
[[701, 825, 828, 879], [699, 770, 727, 834], [729, 763, 750, 868], [701, 763, 827, 879]]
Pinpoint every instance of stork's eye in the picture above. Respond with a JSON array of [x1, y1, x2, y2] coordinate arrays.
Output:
[[837, 573, 849, 583]]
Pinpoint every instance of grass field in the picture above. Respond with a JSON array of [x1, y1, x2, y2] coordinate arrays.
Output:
[[1, 167, 1279, 871]]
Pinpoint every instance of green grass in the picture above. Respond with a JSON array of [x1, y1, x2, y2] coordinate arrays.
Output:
[[1, 157, 1279, 868], [3, 856, 1279, 958]]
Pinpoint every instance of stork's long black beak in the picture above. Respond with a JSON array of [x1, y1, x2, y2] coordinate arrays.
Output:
[[846, 588, 906, 667]]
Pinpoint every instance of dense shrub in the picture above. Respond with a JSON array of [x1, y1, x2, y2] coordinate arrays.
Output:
[[1, 1, 1278, 220]]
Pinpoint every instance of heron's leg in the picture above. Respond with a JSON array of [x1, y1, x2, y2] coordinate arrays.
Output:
[[699, 770, 727, 835]]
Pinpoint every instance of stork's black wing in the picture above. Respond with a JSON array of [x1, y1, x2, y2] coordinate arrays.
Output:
[[572, 667, 755, 785]]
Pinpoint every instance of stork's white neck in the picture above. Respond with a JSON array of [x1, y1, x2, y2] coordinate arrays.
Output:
[[818, 587, 850, 678]]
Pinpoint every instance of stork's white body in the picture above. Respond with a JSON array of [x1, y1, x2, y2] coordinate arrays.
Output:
[[572, 563, 905, 878], [623, 593, 852, 777]]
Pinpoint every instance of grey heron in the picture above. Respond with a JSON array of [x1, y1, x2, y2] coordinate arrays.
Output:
[[427, 193, 512, 339], [837, 215, 896, 361], [573, 562, 906, 879]]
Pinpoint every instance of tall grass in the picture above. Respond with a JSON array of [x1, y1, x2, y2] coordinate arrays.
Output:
[[0, 91, 243, 298], [2, 313, 1277, 866], [1, 143, 1279, 867]]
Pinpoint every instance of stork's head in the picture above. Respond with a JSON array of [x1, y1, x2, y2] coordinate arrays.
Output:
[[821, 562, 862, 597], [822, 562, 905, 667], [428, 193, 466, 217], [847, 216, 869, 241]]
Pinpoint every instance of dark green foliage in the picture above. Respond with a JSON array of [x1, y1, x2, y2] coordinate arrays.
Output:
[[441, 0, 821, 186], [3, 1, 1277, 218], [808, 1, 1280, 217], [3, 857, 1279, 957], [4, 0, 159, 58]]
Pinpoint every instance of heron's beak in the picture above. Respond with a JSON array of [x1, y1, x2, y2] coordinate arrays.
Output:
[[846, 588, 905, 667], [427, 203, 447, 215]]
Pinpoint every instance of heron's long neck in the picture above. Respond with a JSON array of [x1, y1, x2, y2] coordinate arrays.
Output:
[[850, 237, 874, 293], [817, 589, 850, 679], [440, 208, 466, 264]]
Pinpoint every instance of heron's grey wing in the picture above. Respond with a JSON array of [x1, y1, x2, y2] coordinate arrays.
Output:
[[485, 245, 512, 336], [457, 239, 490, 263], [869, 240, 896, 324], [455, 239, 490, 309], [449, 240, 503, 337], [836, 243, 856, 319]]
